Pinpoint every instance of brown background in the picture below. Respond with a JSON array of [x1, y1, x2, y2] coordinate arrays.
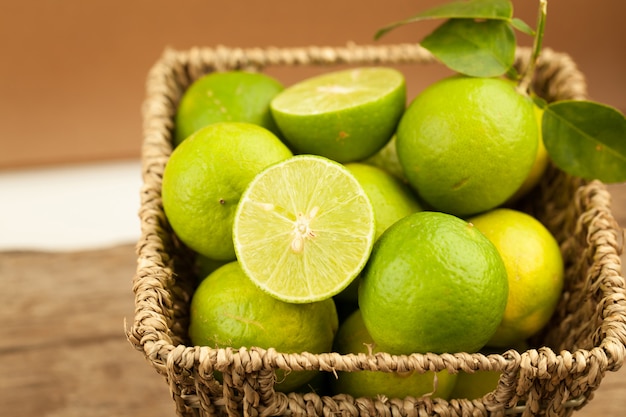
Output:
[[1, 0, 625, 170]]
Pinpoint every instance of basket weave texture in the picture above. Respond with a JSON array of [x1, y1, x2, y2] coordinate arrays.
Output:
[[127, 43, 626, 417]]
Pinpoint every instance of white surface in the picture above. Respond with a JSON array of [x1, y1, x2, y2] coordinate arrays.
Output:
[[0, 160, 142, 252]]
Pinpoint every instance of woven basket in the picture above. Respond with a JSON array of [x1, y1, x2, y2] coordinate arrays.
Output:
[[127, 43, 626, 417]]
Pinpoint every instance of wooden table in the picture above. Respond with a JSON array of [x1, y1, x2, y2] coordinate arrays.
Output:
[[2, 184, 625, 417]]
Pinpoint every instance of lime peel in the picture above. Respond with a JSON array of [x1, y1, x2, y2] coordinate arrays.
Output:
[[270, 67, 406, 162]]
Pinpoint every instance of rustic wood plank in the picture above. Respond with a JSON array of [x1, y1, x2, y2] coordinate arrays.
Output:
[[0, 244, 174, 417], [1, 183, 624, 416]]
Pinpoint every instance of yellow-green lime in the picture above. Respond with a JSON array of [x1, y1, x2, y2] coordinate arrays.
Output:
[[449, 370, 501, 400], [331, 310, 457, 399], [449, 342, 528, 400], [195, 254, 228, 282], [359, 211, 508, 354], [233, 155, 375, 303], [188, 261, 338, 392], [270, 67, 406, 162], [344, 162, 422, 240], [396, 76, 538, 217], [174, 71, 284, 146], [468, 208, 564, 347], [506, 105, 550, 203], [362, 135, 407, 182], [162, 122, 292, 260], [334, 163, 422, 305]]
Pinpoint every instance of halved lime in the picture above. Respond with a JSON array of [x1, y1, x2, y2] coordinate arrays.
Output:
[[233, 155, 376, 303], [270, 67, 406, 163]]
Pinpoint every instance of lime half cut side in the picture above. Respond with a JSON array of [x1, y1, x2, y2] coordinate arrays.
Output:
[[233, 155, 376, 303], [270, 67, 406, 163]]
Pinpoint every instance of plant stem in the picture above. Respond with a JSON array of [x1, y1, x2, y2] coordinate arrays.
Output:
[[517, 0, 547, 95]]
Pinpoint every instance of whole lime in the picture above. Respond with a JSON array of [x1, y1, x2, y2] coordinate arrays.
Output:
[[449, 342, 528, 400], [396, 76, 538, 217], [468, 208, 564, 347], [449, 370, 501, 400], [331, 310, 457, 399], [344, 162, 422, 240], [162, 122, 292, 260], [335, 162, 422, 305], [359, 211, 508, 354], [174, 71, 284, 146], [194, 254, 228, 282], [506, 105, 550, 203], [363, 135, 407, 182], [189, 261, 338, 392]]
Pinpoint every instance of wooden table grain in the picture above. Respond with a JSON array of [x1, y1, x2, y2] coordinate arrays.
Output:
[[2, 183, 625, 417]]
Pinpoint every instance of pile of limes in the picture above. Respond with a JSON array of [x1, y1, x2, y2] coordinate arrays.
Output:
[[163, 68, 564, 398]]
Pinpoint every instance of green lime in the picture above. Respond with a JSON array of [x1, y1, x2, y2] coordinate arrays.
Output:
[[449, 370, 501, 400], [162, 122, 292, 260], [468, 208, 564, 347], [362, 135, 407, 182], [396, 76, 538, 217], [506, 105, 550, 203], [345, 162, 422, 241], [233, 155, 375, 303], [331, 310, 457, 399], [359, 211, 508, 354], [174, 71, 284, 146], [270, 67, 406, 162], [334, 163, 422, 306], [194, 254, 228, 282], [189, 261, 338, 392], [449, 342, 528, 400]]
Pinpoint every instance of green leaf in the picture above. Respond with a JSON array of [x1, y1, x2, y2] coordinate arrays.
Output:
[[510, 17, 535, 35], [421, 18, 516, 77], [375, 0, 513, 39], [413, 0, 513, 19], [531, 95, 548, 110], [504, 65, 520, 81], [543, 100, 626, 183]]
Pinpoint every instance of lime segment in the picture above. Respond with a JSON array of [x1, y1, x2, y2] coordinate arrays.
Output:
[[233, 155, 375, 303]]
